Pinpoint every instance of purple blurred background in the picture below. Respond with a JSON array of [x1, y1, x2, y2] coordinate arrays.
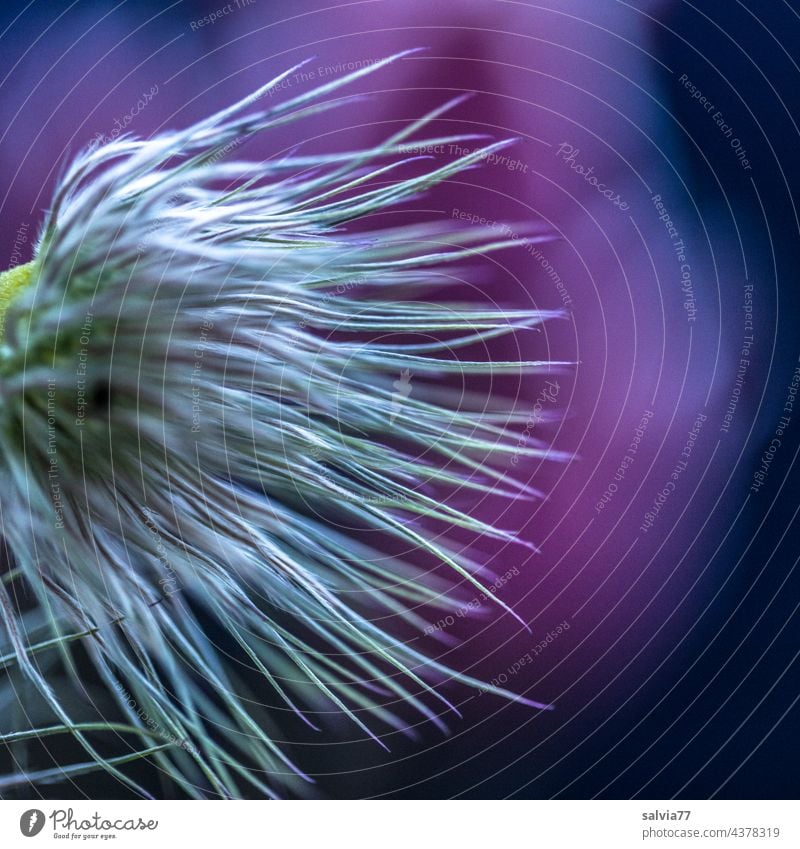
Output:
[[1, 0, 798, 799]]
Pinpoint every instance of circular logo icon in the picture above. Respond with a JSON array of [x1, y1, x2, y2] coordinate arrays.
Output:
[[19, 810, 46, 837]]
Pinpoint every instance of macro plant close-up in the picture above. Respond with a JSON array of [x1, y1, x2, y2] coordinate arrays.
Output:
[[1, 0, 799, 837]]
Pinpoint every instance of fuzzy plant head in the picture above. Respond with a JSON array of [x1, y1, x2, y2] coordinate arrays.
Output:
[[0, 52, 561, 798]]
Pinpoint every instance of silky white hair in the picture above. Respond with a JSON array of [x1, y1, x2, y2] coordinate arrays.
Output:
[[0, 52, 560, 798]]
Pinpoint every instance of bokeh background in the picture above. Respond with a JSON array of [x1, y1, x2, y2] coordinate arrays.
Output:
[[1, 0, 798, 799]]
